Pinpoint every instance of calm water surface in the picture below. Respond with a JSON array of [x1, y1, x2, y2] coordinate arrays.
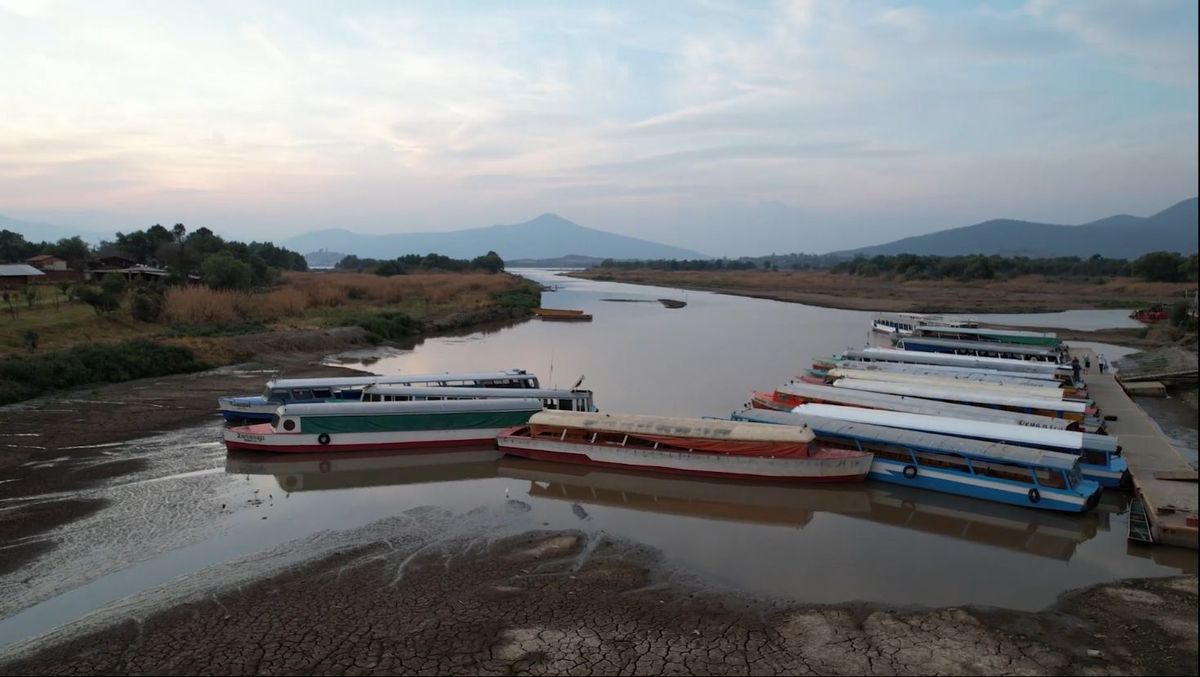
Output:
[[0, 269, 1194, 653]]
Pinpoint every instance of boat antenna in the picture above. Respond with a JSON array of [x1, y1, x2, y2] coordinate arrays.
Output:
[[548, 349, 555, 388]]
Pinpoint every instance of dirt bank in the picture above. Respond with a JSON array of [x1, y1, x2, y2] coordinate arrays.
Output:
[[570, 269, 1194, 315], [1, 530, 1194, 675]]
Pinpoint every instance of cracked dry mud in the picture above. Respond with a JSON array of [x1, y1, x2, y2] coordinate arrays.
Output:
[[3, 530, 1195, 676]]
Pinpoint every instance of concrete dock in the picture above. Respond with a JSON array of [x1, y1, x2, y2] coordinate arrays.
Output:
[[1077, 348, 1198, 550]]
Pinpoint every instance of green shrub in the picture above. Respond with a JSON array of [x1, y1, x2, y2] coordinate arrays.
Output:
[[164, 322, 266, 338], [75, 285, 120, 315], [492, 286, 541, 311], [342, 311, 421, 340], [201, 254, 254, 291], [131, 290, 164, 322], [0, 340, 209, 405]]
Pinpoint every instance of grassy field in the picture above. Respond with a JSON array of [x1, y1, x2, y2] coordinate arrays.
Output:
[[0, 272, 538, 360], [571, 269, 1196, 314]]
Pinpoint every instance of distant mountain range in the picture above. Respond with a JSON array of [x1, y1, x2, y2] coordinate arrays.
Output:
[[285, 214, 705, 264], [831, 197, 1198, 259]]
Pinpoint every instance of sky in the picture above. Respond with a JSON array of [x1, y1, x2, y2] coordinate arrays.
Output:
[[0, 0, 1196, 256]]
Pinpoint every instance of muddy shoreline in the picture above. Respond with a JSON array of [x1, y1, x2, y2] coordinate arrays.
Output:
[[567, 269, 1194, 315], [1, 528, 1194, 675]]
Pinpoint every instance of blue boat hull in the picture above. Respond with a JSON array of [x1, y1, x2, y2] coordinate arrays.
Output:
[[869, 458, 1099, 513]]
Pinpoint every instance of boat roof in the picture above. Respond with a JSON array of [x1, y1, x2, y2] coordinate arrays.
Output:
[[826, 369, 1066, 397], [824, 359, 1062, 383], [897, 337, 1061, 357], [844, 348, 1070, 374], [918, 325, 1057, 340], [528, 410, 815, 443], [280, 397, 544, 417], [363, 385, 592, 399], [792, 403, 1085, 451], [832, 378, 1087, 413], [732, 409, 1080, 471], [267, 370, 538, 390], [777, 382, 1072, 430]]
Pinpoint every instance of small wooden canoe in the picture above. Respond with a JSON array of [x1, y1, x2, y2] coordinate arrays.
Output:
[[534, 308, 593, 321]]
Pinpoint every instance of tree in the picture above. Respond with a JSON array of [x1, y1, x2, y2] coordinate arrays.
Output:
[[201, 254, 254, 290], [48, 236, 91, 270], [22, 285, 37, 309], [1133, 251, 1186, 282], [375, 260, 406, 277], [470, 251, 505, 273], [131, 289, 164, 322], [100, 273, 127, 296]]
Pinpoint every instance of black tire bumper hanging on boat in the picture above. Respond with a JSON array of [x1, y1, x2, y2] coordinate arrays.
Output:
[[318, 433, 331, 445], [902, 465, 918, 479], [1028, 488, 1041, 504]]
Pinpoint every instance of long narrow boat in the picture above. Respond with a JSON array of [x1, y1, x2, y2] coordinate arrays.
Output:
[[830, 377, 1094, 421], [838, 348, 1073, 377], [790, 403, 1126, 487], [732, 409, 1102, 512], [752, 382, 1076, 430], [496, 411, 873, 483], [533, 308, 593, 321], [224, 398, 545, 452], [815, 358, 1065, 384], [218, 370, 541, 422], [871, 312, 978, 336], [896, 337, 1063, 363], [811, 359, 1087, 396], [824, 368, 1076, 401], [913, 325, 1060, 347]]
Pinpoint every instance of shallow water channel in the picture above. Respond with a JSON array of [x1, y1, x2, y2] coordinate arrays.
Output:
[[0, 269, 1195, 653]]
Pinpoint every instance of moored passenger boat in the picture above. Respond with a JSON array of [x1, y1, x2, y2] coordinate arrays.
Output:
[[732, 409, 1103, 512], [496, 411, 872, 482], [224, 398, 545, 452], [751, 382, 1076, 430], [218, 370, 541, 422], [790, 404, 1126, 487], [896, 337, 1063, 363], [830, 377, 1094, 421], [912, 325, 1061, 348], [835, 348, 1073, 378]]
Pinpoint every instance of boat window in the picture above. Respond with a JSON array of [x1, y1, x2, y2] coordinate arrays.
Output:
[[559, 398, 575, 411], [269, 388, 289, 402], [312, 388, 333, 399], [292, 389, 314, 401]]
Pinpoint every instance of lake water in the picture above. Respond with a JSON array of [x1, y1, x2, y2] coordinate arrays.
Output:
[[0, 269, 1194, 654]]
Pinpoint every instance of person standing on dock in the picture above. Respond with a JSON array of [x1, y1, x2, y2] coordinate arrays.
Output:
[[1085, 355, 1091, 371], [1099, 354, 1108, 374], [1071, 357, 1081, 383]]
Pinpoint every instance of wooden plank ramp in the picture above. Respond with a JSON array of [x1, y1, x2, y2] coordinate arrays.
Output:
[[1076, 348, 1198, 550]]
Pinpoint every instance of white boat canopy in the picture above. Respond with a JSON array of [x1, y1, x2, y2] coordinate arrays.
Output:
[[825, 360, 1064, 384], [736, 408, 1080, 471], [528, 411, 815, 442], [831, 378, 1088, 413], [778, 382, 1072, 430], [266, 370, 538, 390], [791, 403, 1085, 451], [844, 348, 1069, 374], [826, 369, 1068, 400]]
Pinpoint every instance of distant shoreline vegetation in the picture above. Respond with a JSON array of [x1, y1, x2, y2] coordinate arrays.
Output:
[[335, 251, 505, 275], [597, 252, 1199, 283]]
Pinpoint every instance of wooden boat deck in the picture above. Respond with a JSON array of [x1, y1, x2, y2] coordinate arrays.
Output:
[[1077, 348, 1198, 549]]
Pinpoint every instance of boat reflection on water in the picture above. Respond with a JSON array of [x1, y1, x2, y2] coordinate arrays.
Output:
[[224, 446, 501, 493], [497, 458, 1105, 562], [224, 448, 1106, 561]]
